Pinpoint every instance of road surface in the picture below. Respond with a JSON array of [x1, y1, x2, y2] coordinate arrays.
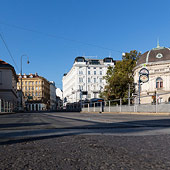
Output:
[[1, 112, 170, 169]]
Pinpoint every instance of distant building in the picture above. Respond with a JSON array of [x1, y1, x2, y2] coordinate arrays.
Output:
[[50, 81, 57, 111], [56, 88, 63, 109], [56, 88, 63, 100], [134, 43, 170, 104], [17, 73, 50, 111], [62, 56, 115, 103], [0, 59, 18, 112]]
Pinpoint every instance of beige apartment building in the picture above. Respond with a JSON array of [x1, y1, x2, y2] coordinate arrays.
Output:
[[17, 73, 50, 111]]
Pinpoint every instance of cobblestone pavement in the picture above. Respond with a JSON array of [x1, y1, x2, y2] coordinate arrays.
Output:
[[1, 134, 170, 170]]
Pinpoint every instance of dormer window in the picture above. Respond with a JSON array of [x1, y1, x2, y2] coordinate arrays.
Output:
[[156, 53, 163, 59], [74, 57, 85, 63], [103, 57, 113, 63]]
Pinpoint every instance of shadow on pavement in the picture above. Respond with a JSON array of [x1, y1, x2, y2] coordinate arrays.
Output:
[[1, 112, 170, 145]]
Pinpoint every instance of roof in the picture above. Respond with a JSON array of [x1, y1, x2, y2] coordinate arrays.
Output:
[[137, 44, 170, 66], [17, 73, 50, 84], [0, 59, 14, 68], [0, 59, 18, 81]]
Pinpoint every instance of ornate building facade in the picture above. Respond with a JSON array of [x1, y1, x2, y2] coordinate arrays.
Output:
[[17, 73, 50, 111], [62, 56, 115, 103], [134, 43, 170, 104]]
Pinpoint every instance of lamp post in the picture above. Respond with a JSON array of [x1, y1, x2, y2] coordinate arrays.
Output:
[[20, 55, 29, 111]]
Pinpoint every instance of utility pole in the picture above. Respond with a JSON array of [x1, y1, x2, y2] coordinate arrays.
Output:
[[128, 83, 130, 106], [20, 55, 29, 111]]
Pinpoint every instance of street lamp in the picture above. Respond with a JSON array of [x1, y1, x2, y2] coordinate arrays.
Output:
[[20, 55, 30, 111]]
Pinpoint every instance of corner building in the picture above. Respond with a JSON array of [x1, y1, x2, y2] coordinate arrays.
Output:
[[0, 59, 18, 111], [17, 73, 50, 111], [62, 56, 115, 103], [134, 43, 170, 104]]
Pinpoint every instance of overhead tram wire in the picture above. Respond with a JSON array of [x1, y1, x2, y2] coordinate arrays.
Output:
[[0, 21, 123, 54], [0, 33, 19, 72]]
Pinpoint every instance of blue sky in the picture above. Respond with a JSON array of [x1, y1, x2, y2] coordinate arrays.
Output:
[[0, 0, 170, 89]]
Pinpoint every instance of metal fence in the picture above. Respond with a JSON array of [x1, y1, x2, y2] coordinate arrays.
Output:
[[0, 99, 13, 113], [82, 92, 170, 113]]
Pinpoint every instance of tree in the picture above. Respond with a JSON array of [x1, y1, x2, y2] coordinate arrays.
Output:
[[100, 50, 140, 103]]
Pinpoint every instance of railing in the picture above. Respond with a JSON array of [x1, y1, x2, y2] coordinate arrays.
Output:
[[0, 99, 14, 113], [82, 92, 170, 113]]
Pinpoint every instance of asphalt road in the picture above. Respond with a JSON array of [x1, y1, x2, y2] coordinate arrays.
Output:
[[1, 112, 170, 169]]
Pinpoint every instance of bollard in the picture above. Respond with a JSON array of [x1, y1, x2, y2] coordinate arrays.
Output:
[[100, 102, 102, 113], [120, 98, 122, 112]]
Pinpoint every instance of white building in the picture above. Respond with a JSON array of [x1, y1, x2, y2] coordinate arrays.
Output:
[[50, 81, 57, 110], [62, 56, 115, 103], [134, 43, 170, 104], [56, 88, 63, 100]]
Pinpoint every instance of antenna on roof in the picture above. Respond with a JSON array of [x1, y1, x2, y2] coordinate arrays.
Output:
[[157, 37, 160, 48]]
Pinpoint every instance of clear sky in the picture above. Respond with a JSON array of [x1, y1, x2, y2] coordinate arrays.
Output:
[[0, 0, 170, 89]]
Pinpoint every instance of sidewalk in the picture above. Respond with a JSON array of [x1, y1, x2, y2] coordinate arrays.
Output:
[[81, 111, 170, 116]]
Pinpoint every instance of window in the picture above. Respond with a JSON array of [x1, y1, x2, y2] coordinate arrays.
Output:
[[94, 78, 96, 83], [79, 70, 83, 75], [94, 92, 97, 98], [87, 94, 91, 98], [156, 77, 163, 88], [88, 71, 90, 75], [79, 85, 83, 90], [79, 77, 83, 83], [88, 78, 91, 83], [25, 87, 27, 90], [100, 71, 102, 75], [25, 81, 27, 85], [94, 71, 96, 75], [100, 78, 102, 83]]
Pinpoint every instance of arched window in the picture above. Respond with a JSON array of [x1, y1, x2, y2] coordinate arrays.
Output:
[[156, 77, 163, 88]]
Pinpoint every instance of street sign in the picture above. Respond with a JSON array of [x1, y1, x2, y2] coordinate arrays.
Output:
[[28, 96, 33, 99]]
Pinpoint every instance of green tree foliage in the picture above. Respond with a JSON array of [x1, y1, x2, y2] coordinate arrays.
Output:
[[100, 50, 140, 103]]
